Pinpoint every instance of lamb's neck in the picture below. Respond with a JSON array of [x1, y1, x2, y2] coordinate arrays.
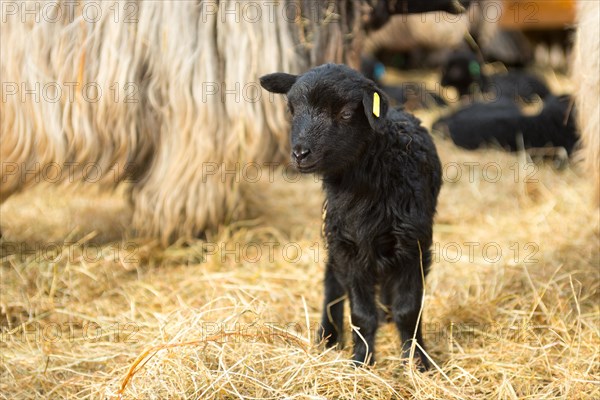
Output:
[[323, 136, 393, 200]]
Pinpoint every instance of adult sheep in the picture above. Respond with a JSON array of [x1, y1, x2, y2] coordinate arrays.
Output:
[[0, 0, 465, 244], [362, 10, 471, 59], [0, 0, 365, 243], [572, 0, 600, 204]]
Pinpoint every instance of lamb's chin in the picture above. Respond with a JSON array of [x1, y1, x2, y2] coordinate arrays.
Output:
[[295, 163, 318, 174], [292, 158, 319, 174]]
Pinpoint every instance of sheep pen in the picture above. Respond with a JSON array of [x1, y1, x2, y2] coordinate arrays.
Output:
[[1, 1, 599, 399]]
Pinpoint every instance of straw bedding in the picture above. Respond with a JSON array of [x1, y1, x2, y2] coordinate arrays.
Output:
[[2, 131, 598, 399]]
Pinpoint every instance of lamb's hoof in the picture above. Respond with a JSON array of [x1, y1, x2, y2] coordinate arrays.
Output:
[[415, 357, 430, 372], [352, 352, 375, 367], [317, 325, 342, 349], [405, 353, 430, 372]]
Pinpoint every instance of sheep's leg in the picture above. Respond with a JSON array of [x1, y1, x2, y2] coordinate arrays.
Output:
[[390, 275, 430, 371], [348, 282, 378, 366], [318, 262, 346, 348]]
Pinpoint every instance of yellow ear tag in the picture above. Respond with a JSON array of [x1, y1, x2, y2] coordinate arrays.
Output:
[[373, 92, 380, 118]]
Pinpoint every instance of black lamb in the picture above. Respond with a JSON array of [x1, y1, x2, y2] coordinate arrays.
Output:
[[433, 95, 579, 155], [260, 64, 442, 370], [441, 49, 551, 102]]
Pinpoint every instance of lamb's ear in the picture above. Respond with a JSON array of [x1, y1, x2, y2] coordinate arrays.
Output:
[[259, 73, 298, 94], [362, 87, 389, 131]]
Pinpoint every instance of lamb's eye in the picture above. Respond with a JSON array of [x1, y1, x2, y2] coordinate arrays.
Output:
[[340, 109, 352, 121]]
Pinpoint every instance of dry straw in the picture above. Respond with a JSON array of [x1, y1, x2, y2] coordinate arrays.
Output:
[[2, 126, 598, 398]]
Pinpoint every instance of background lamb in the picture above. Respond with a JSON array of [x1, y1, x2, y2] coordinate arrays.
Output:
[[433, 95, 578, 159]]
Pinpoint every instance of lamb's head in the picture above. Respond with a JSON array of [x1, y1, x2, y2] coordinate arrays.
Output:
[[260, 63, 389, 174]]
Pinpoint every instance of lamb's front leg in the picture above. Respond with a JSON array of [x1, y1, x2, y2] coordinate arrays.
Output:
[[318, 260, 346, 348], [347, 280, 378, 366]]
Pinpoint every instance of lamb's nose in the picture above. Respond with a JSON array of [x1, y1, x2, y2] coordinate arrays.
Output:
[[293, 146, 311, 162]]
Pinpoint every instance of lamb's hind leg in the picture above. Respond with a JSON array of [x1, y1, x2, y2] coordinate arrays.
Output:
[[389, 270, 430, 371]]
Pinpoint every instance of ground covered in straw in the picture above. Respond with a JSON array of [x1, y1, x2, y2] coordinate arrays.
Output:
[[1, 76, 599, 399]]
